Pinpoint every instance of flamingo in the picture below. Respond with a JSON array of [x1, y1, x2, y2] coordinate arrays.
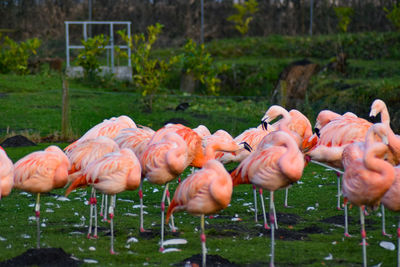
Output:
[[140, 132, 189, 251], [192, 125, 212, 139], [64, 115, 136, 153], [342, 126, 395, 267], [231, 131, 304, 267], [65, 136, 120, 238], [369, 99, 400, 236], [306, 110, 373, 212], [0, 146, 14, 199], [65, 148, 141, 254], [166, 160, 233, 267], [13, 145, 70, 248], [114, 126, 155, 232], [261, 105, 313, 208]]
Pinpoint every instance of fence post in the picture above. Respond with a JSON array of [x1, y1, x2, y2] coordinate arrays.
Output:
[[61, 78, 70, 141]]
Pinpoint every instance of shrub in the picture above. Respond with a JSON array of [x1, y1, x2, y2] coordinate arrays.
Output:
[[76, 34, 109, 80], [227, 0, 259, 36], [180, 39, 227, 95], [384, 3, 400, 31], [0, 34, 41, 75], [118, 23, 179, 111]]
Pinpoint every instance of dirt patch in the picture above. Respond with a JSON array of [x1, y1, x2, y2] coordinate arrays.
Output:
[[320, 215, 377, 230], [0, 248, 82, 267], [0, 135, 36, 147], [176, 254, 239, 267]]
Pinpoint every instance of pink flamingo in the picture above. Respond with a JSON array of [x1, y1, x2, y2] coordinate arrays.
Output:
[[65, 136, 120, 238], [342, 125, 395, 267], [231, 131, 304, 267], [369, 99, 400, 236], [114, 126, 155, 232], [166, 160, 233, 267], [65, 148, 141, 254], [13, 146, 70, 248], [140, 132, 189, 251], [0, 146, 14, 199]]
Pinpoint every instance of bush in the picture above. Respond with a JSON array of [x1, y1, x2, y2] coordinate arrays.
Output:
[[76, 34, 109, 80], [0, 34, 41, 74]]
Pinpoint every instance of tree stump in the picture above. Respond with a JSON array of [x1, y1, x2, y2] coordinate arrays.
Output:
[[272, 59, 319, 110]]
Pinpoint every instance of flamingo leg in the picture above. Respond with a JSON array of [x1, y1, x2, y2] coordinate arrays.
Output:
[[139, 180, 145, 232], [159, 183, 169, 252], [252, 185, 258, 222], [100, 193, 105, 217], [93, 188, 98, 238], [269, 191, 275, 267], [381, 204, 391, 237], [284, 187, 289, 208], [200, 214, 207, 267], [35, 193, 41, 249], [360, 207, 367, 267], [103, 194, 108, 222], [87, 188, 94, 238], [344, 198, 351, 237], [336, 172, 342, 210], [166, 187, 176, 232], [109, 194, 116, 254], [397, 217, 400, 267], [259, 188, 270, 230]]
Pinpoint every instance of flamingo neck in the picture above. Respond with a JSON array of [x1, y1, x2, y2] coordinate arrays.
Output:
[[279, 137, 303, 182], [379, 106, 390, 125], [363, 142, 395, 187]]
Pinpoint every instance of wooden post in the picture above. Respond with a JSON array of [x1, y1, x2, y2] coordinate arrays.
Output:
[[61, 78, 70, 141]]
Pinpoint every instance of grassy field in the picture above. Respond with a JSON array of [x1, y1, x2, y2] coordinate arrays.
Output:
[[0, 33, 399, 266]]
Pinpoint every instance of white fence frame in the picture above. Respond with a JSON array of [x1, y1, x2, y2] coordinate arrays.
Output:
[[65, 21, 132, 73]]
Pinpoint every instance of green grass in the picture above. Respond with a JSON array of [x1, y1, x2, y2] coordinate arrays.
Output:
[[0, 157, 398, 266]]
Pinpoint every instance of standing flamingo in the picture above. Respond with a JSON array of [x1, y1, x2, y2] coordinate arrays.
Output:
[[13, 146, 70, 248], [231, 131, 304, 267], [307, 110, 373, 212], [65, 148, 141, 254], [369, 99, 400, 236], [65, 136, 120, 238], [140, 132, 189, 251], [342, 127, 395, 267], [166, 160, 233, 267], [114, 126, 155, 232], [0, 146, 14, 199]]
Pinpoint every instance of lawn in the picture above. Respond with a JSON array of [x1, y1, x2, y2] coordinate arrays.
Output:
[[0, 32, 399, 265]]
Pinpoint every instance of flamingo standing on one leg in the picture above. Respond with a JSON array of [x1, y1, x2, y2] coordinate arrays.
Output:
[[342, 128, 395, 267], [369, 99, 400, 236], [0, 146, 14, 199], [231, 131, 305, 267], [140, 132, 189, 251], [13, 146, 70, 248], [166, 160, 233, 267], [65, 148, 141, 254], [65, 136, 120, 238], [114, 126, 155, 232]]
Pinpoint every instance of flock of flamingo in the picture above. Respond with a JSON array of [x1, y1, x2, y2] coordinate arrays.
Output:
[[0, 98, 399, 267]]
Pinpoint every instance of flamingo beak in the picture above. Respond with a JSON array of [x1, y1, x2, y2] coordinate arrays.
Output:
[[240, 142, 253, 152], [369, 109, 377, 117], [261, 120, 268, 131], [314, 127, 320, 138]]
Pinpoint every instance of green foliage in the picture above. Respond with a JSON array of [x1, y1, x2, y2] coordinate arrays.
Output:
[[384, 3, 400, 31], [76, 34, 109, 80], [227, 0, 259, 35], [0, 34, 41, 75], [118, 23, 179, 111], [180, 39, 227, 95], [334, 6, 354, 33]]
